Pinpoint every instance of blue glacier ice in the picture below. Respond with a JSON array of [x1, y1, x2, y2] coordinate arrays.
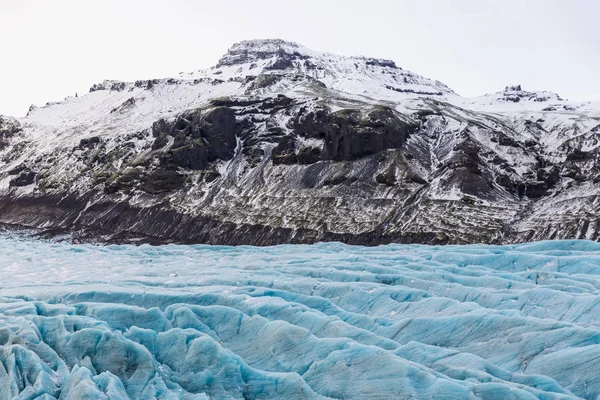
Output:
[[2, 237, 600, 399]]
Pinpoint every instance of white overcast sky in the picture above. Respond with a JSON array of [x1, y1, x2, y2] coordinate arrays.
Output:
[[1, 0, 599, 117]]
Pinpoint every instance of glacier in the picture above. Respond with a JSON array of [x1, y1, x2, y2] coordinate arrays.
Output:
[[2, 238, 600, 399]]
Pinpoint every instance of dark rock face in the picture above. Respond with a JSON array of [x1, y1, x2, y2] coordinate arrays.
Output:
[[365, 58, 399, 69], [142, 167, 186, 194], [0, 117, 22, 150], [385, 85, 444, 96], [168, 141, 209, 170], [447, 140, 482, 175], [99, 106, 238, 195], [566, 149, 593, 161], [268, 105, 417, 167], [517, 181, 548, 199], [9, 170, 36, 187], [7, 164, 27, 176], [271, 136, 298, 165], [106, 168, 143, 194], [79, 136, 101, 149], [289, 107, 417, 162], [152, 106, 237, 171]]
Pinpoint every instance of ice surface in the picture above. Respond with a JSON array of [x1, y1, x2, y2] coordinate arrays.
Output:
[[2, 237, 600, 399]]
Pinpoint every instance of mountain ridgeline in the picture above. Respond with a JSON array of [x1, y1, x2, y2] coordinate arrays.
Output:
[[0, 39, 599, 245]]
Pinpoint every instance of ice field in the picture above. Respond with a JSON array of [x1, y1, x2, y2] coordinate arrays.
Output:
[[2, 237, 600, 399]]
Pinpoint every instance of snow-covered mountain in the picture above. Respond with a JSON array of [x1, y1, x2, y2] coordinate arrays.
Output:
[[0, 38, 599, 245]]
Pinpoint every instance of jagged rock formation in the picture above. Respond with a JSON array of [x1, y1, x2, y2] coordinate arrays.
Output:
[[0, 39, 599, 245]]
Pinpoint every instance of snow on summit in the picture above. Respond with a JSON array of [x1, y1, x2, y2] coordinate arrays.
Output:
[[14, 38, 598, 139], [12, 38, 597, 131]]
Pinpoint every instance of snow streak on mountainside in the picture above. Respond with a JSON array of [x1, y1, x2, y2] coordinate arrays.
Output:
[[2, 237, 600, 399], [0, 39, 599, 245]]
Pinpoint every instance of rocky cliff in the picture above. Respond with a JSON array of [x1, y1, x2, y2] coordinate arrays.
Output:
[[1, 39, 599, 245]]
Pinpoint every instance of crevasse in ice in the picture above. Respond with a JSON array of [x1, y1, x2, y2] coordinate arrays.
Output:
[[1, 237, 600, 399]]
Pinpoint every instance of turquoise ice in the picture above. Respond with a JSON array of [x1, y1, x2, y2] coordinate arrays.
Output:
[[2, 237, 600, 399]]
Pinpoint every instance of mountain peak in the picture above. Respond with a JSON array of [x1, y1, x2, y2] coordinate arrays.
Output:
[[230, 38, 303, 52], [217, 38, 401, 71], [483, 84, 564, 103], [217, 38, 312, 68], [209, 38, 454, 98], [504, 84, 523, 92]]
